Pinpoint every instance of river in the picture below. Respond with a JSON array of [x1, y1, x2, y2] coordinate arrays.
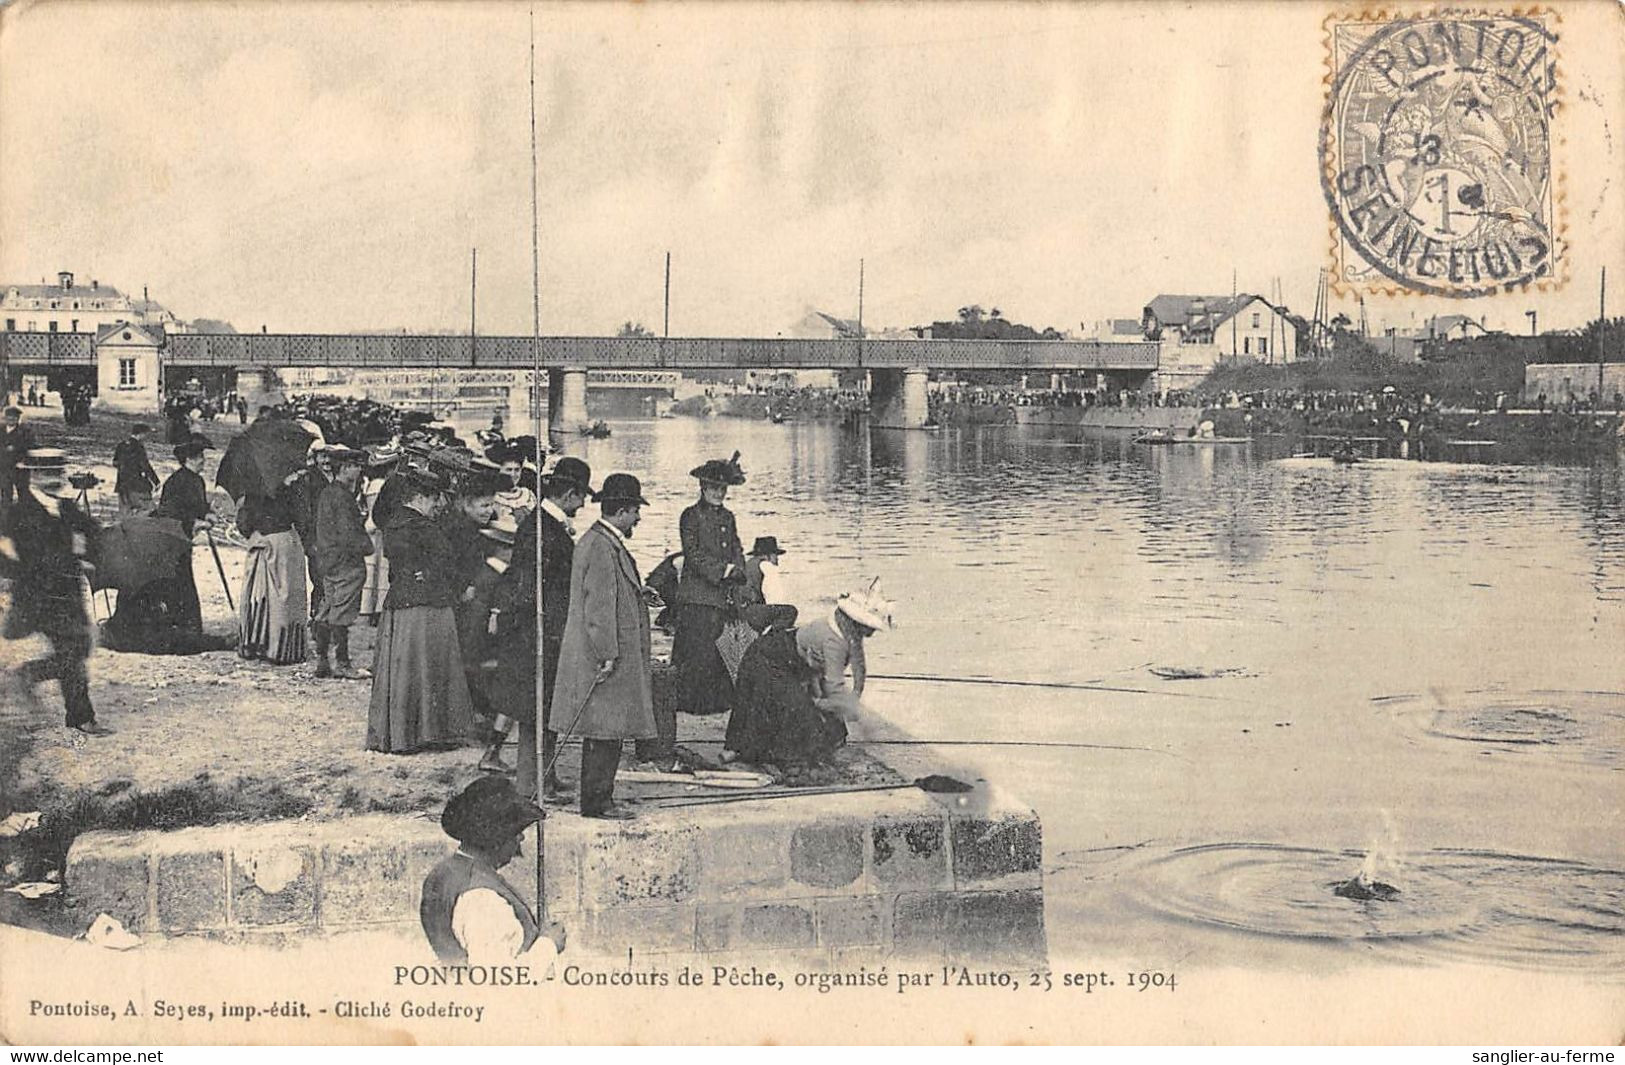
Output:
[[484, 413, 1625, 976]]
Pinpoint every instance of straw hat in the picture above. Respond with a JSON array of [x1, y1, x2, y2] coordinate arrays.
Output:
[[836, 579, 895, 632]]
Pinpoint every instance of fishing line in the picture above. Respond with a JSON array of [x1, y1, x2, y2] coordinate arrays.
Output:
[[867, 671, 1231, 701]]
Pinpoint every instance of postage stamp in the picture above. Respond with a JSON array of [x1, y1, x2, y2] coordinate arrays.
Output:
[[1321, 11, 1562, 299]]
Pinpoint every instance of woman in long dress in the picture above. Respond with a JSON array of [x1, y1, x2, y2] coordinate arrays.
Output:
[[365, 467, 474, 753], [237, 486, 309, 665]]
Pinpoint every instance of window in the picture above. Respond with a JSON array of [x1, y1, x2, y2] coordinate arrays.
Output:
[[1252, 312, 1261, 327], [48, 321, 58, 333], [3, 319, 12, 331], [1258, 337, 1269, 358], [26, 320, 36, 330], [118, 358, 137, 388], [70, 319, 78, 332], [1243, 336, 1252, 355]]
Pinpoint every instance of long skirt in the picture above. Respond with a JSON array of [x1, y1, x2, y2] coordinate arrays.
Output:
[[724, 629, 846, 765], [359, 527, 389, 616], [673, 602, 734, 714], [239, 530, 308, 664], [366, 605, 473, 753]]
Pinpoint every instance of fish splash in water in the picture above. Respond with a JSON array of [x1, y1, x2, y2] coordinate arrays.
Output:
[[1332, 873, 1401, 902]]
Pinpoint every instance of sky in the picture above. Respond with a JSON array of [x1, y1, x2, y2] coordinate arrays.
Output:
[[2, 1, 1621, 338]]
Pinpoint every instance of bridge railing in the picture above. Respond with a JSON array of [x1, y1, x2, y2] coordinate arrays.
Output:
[[164, 334, 1162, 370], [0, 331, 96, 367]]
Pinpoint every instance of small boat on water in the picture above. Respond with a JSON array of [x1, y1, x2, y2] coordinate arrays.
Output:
[[1133, 432, 1249, 446]]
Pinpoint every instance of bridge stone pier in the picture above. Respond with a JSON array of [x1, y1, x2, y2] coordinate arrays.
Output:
[[547, 366, 591, 436], [870, 366, 931, 430]]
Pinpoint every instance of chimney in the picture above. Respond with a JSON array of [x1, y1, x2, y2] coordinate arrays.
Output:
[[57, 271, 73, 291]]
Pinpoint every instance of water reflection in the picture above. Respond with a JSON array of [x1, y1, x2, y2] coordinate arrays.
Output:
[[481, 414, 1624, 970]]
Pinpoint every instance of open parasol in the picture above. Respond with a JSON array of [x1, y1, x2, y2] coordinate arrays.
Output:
[[93, 515, 191, 593], [214, 419, 318, 501]]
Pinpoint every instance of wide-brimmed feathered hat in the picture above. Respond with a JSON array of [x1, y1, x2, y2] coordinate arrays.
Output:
[[836, 578, 895, 632], [690, 451, 746, 486]]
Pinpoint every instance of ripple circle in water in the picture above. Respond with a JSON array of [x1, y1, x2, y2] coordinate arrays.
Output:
[[1375, 689, 1625, 769], [1129, 843, 1625, 974]]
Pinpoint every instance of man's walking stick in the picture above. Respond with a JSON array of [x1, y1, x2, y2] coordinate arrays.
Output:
[[205, 529, 235, 611]]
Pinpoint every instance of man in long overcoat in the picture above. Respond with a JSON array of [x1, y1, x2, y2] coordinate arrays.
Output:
[[486, 457, 593, 798], [549, 473, 654, 820]]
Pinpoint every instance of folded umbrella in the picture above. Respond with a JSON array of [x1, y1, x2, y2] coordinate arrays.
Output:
[[215, 419, 318, 501], [93, 515, 190, 593]]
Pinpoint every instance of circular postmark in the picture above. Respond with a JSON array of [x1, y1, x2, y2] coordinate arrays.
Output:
[[1322, 15, 1559, 297]]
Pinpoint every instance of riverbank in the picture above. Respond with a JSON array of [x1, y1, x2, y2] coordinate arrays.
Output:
[[0, 409, 917, 941], [1207, 407, 1624, 464]]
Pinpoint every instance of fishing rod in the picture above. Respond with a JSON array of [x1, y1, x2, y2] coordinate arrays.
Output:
[[866, 671, 1229, 701]]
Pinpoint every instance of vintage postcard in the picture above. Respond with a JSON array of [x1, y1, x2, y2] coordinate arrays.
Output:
[[0, 0, 1621, 1047]]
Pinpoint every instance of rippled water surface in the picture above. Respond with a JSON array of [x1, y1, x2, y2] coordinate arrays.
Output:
[[530, 416, 1625, 973]]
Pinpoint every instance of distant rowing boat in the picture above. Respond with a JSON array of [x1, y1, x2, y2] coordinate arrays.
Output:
[[1133, 432, 1249, 446]]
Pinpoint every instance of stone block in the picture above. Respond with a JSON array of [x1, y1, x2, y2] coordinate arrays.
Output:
[[871, 817, 950, 890], [698, 901, 816, 952], [582, 903, 696, 956], [892, 889, 1047, 965], [950, 813, 1042, 885], [581, 823, 700, 906], [697, 821, 790, 898], [230, 846, 315, 928], [951, 889, 1047, 964], [891, 892, 955, 961], [789, 822, 864, 891], [156, 850, 227, 931], [320, 840, 415, 927], [65, 832, 152, 933], [815, 895, 888, 948]]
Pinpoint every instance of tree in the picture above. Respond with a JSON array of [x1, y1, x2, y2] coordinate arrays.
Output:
[[617, 321, 654, 338]]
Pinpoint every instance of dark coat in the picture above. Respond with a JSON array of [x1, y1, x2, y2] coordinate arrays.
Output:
[[0, 491, 97, 641], [488, 507, 574, 723], [156, 466, 210, 537], [380, 507, 461, 610], [113, 436, 159, 495], [550, 521, 655, 740], [286, 468, 330, 557], [313, 480, 372, 575], [237, 490, 297, 538], [0, 424, 36, 487], [675, 500, 744, 608], [370, 473, 409, 532]]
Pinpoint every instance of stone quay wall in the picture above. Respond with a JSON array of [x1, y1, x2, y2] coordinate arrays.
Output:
[[66, 783, 1045, 965]]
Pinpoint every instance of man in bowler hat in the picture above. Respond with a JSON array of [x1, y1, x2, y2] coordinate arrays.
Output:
[[486, 456, 593, 798], [549, 473, 657, 819]]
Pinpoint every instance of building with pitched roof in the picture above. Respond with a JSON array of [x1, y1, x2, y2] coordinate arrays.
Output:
[[1, 271, 184, 336]]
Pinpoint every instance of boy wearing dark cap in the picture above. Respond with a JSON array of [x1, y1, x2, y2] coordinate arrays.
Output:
[[420, 776, 567, 964], [312, 447, 372, 679]]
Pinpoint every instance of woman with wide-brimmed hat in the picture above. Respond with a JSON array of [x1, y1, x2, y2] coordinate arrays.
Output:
[[365, 462, 474, 754], [672, 452, 747, 719]]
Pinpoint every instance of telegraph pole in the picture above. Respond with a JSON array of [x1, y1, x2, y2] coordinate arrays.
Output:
[[469, 247, 478, 368], [663, 251, 671, 338], [1599, 267, 1608, 400]]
